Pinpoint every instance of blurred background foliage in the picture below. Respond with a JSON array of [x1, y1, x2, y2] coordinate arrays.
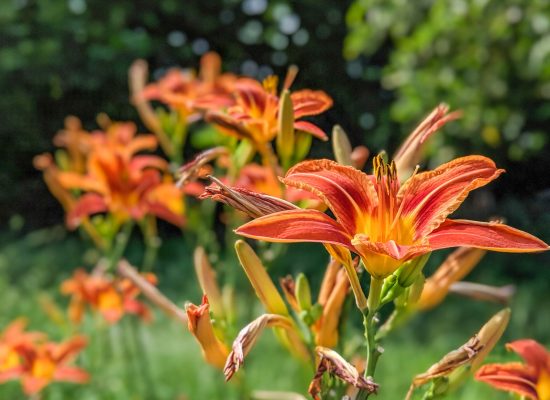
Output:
[[2, 0, 549, 227], [345, 0, 550, 167]]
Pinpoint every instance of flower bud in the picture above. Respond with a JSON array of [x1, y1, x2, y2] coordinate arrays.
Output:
[[396, 254, 430, 288], [276, 89, 295, 164], [295, 273, 312, 312], [234, 240, 289, 316], [332, 125, 353, 166]]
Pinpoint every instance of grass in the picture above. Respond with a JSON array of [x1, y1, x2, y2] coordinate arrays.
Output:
[[1, 224, 548, 399]]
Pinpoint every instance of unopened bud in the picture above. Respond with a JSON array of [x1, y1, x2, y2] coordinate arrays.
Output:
[[293, 131, 313, 163], [276, 89, 295, 163], [235, 240, 289, 316], [295, 273, 312, 311], [332, 125, 353, 166], [397, 254, 430, 288]]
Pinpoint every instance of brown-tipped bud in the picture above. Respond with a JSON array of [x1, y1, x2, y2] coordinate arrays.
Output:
[[234, 240, 289, 316], [224, 314, 294, 381], [186, 295, 229, 370], [276, 89, 295, 163], [416, 247, 486, 310], [332, 125, 353, 166], [449, 282, 516, 305], [177, 147, 229, 187], [280, 275, 299, 312], [129, 60, 174, 156], [283, 65, 299, 90], [470, 308, 511, 370], [314, 268, 350, 348], [406, 308, 511, 400], [351, 145, 370, 170], [200, 176, 298, 218], [308, 347, 378, 400], [194, 247, 225, 319], [394, 103, 462, 181]]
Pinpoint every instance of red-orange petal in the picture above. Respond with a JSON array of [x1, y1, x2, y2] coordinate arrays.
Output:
[[291, 90, 333, 118], [294, 120, 328, 140], [53, 366, 90, 383], [235, 209, 353, 249], [507, 340, 550, 374], [428, 219, 549, 253], [399, 156, 504, 238], [475, 362, 538, 399], [67, 194, 108, 229], [282, 159, 377, 235]]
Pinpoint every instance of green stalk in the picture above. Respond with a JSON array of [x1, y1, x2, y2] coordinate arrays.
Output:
[[107, 221, 133, 271], [357, 276, 384, 400]]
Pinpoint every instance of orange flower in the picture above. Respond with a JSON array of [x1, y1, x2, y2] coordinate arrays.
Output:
[[236, 156, 548, 278], [60, 268, 155, 324], [0, 336, 88, 395], [57, 124, 184, 228], [141, 52, 237, 119], [207, 74, 332, 146], [475, 339, 550, 400], [0, 320, 45, 375]]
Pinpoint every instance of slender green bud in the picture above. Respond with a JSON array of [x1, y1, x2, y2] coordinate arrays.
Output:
[[396, 253, 430, 288], [295, 273, 312, 311], [293, 130, 312, 163], [276, 89, 295, 163], [332, 125, 353, 166], [407, 274, 425, 304]]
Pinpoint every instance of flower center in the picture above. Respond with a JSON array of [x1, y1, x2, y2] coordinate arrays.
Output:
[[361, 156, 414, 244]]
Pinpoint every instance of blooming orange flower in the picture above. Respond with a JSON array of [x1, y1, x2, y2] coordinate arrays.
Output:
[[0, 320, 45, 376], [207, 75, 332, 146], [236, 156, 548, 278], [0, 335, 88, 395], [141, 52, 237, 119], [61, 268, 156, 324], [57, 124, 184, 228], [475, 339, 550, 400]]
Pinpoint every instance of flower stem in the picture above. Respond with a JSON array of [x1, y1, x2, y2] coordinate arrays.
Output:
[[108, 221, 133, 271], [357, 276, 384, 400]]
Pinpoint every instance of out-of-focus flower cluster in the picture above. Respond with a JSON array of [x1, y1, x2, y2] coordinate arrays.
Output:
[[0, 319, 88, 395]]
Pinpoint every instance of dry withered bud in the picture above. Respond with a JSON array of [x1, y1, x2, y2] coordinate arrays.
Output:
[[224, 314, 294, 381], [279, 275, 299, 312], [201, 176, 298, 218], [308, 347, 378, 400], [406, 309, 511, 399], [394, 104, 462, 180], [449, 282, 516, 305], [177, 147, 229, 187], [118, 259, 187, 322]]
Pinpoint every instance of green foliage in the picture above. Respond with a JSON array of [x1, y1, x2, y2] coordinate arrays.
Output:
[[345, 0, 550, 165]]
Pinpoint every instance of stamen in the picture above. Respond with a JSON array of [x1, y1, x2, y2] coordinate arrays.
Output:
[[262, 75, 279, 95]]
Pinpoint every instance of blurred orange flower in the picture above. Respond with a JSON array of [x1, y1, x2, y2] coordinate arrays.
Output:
[[56, 123, 184, 228], [0, 335, 88, 395], [475, 339, 550, 400], [141, 52, 237, 119], [0, 320, 45, 375], [207, 75, 332, 146], [60, 268, 156, 324]]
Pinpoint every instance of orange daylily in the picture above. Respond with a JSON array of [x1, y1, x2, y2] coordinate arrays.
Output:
[[58, 136, 184, 228], [0, 320, 45, 375], [0, 336, 88, 395], [475, 339, 550, 400], [207, 75, 332, 146], [141, 52, 237, 119], [61, 268, 156, 324], [236, 157, 548, 278]]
